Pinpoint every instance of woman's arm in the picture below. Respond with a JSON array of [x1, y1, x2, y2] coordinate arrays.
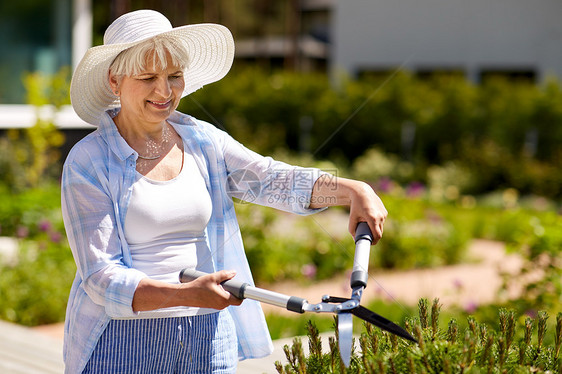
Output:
[[309, 175, 387, 244], [132, 270, 243, 312]]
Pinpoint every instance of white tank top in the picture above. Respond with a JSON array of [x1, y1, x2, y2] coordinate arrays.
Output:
[[123, 146, 216, 318]]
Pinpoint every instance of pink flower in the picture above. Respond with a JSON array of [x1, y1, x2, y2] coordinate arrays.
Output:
[[406, 182, 426, 198], [16, 226, 29, 238], [377, 177, 393, 194], [301, 264, 317, 279], [464, 301, 478, 314], [49, 231, 63, 244], [38, 219, 52, 232]]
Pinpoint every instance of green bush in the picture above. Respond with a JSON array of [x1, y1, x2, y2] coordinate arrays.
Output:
[[0, 183, 63, 237], [0, 68, 69, 192], [275, 299, 562, 373], [235, 203, 352, 284], [180, 68, 562, 199], [0, 232, 74, 326], [376, 217, 466, 269], [237, 185, 562, 282], [373, 195, 470, 269], [237, 194, 471, 282], [500, 212, 562, 312], [0, 183, 75, 326]]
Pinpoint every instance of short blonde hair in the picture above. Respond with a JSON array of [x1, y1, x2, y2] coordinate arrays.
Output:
[[109, 35, 189, 79]]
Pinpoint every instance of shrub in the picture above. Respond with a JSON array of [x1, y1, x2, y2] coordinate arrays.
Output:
[[237, 195, 470, 282], [235, 203, 352, 284], [274, 299, 562, 373], [180, 68, 562, 199], [376, 217, 467, 269], [501, 212, 562, 312], [0, 235, 74, 326], [0, 68, 69, 191], [374, 196, 470, 269], [0, 183, 63, 237], [0, 183, 75, 326]]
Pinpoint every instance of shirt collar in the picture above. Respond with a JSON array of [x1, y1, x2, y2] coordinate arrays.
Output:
[[97, 109, 196, 162], [98, 109, 135, 161]]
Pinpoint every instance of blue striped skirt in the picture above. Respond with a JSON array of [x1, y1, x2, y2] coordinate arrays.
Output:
[[82, 310, 238, 373]]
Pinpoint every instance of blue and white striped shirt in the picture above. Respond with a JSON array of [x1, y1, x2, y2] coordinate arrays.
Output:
[[61, 109, 326, 373]]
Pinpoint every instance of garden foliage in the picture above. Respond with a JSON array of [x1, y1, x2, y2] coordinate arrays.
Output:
[[0, 68, 70, 191], [0, 67, 560, 329], [1, 185, 559, 327], [275, 299, 562, 374], [180, 68, 562, 199], [0, 185, 73, 325]]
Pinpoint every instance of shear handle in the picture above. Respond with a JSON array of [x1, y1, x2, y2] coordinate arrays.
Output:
[[351, 222, 373, 288], [179, 269, 307, 313]]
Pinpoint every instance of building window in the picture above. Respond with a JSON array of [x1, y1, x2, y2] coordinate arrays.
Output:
[[0, 0, 71, 104], [479, 69, 536, 84], [415, 68, 466, 81], [356, 68, 400, 81]]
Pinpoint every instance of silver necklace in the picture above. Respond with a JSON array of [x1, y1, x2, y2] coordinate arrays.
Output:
[[136, 124, 171, 161], [137, 153, 162, 160]]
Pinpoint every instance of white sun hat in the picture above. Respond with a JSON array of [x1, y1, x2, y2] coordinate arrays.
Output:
[[70, 9, 235, 125]]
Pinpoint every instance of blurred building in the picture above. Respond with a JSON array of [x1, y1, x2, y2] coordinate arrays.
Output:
[[333, 0, 562, 83], [0, 0, 93, 155], [234, 0, 331, 72], [0, 0, 91, 106]]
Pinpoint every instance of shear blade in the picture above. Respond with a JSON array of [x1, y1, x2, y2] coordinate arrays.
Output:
[[324, 295, 417, 343], [338, 312, 353, 367], [352, 306, 417, 343]]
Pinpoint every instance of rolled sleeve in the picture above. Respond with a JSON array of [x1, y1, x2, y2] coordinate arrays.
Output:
[[104, 268, 146, 318]]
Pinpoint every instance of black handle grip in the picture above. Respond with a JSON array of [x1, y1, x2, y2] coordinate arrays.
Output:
[[354, 221, 373, 243], [179, 269, 249, 299]]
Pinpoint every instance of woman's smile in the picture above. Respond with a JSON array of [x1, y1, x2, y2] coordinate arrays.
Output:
[[147, 99, 173, 109]]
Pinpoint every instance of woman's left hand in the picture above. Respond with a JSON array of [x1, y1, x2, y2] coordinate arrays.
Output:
[[347, 181, 387, 244], [310, 176, 388, 244]]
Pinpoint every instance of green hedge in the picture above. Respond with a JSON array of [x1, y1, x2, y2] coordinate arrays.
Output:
[[0, 239, 74, 326], [180, 68, 562, 199], [0, 185, 74, 326], [275, 299, 562, 374]]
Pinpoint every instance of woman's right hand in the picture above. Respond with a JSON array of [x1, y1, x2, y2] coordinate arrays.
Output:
[[132, 270, 243, 312], [184, 270, 243, 309]]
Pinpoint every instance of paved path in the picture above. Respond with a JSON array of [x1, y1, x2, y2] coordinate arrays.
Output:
[[0, 320, 64, 373], [0, 318, 324, 374]]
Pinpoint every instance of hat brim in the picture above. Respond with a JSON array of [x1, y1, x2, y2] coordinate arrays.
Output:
[[70, 23, 234, 125]]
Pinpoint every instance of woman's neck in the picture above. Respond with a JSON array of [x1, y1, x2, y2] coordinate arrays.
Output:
[[114, 112, 166, 142], [113, 113, 173, 159]]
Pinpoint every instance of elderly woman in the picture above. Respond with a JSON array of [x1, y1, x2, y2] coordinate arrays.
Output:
[[62, 9, 387, 374]]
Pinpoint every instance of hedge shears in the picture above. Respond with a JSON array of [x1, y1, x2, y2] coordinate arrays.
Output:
[[179, 222, 417, 366]]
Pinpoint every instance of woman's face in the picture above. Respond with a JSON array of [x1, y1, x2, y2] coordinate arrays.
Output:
[[112, 52, 185, 126]]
